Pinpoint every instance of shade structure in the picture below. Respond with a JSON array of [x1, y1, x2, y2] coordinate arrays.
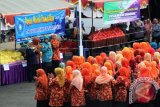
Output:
[[0, 0, 74, 27], [0, 0, 74, 15]]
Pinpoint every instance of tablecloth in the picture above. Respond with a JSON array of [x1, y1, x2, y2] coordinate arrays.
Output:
[[0, 61, 27, 86]]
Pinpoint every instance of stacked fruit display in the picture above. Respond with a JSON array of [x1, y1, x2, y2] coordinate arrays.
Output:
[[0, 50, 24, 64], [88, 27, 125, 41]]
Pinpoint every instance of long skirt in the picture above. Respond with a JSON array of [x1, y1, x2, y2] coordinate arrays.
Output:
[[37, 100, 49, 107], [99, 100, 112, 107]]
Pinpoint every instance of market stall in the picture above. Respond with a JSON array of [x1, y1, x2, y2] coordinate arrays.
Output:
[[0, 0, 74, 85]]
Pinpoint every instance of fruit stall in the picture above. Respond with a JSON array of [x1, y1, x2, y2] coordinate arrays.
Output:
[[0, 50, 27, 85]]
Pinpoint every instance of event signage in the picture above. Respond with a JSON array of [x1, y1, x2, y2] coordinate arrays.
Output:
[[129, 77, 159, 104], [15, 10, 65, 43], [104, 0, 140, 24]]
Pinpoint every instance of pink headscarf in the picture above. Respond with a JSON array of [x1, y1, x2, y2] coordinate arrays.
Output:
[[95, 66, 113, 84], [71, 70, 83, 91]]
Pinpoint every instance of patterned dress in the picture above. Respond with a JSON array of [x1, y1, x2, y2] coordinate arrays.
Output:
[[49, 79, 64, 107], [50, 39, 60, 60], [96, 82, 113, 101], [89, 77, 97, 101], [114, 83, 127, 102], [35, 82, 48, 101], [70, 86, 85, 106], [64, 79, 71, 103]]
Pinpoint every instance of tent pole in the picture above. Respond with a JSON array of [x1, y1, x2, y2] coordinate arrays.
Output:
[[15, 39, 16, 50], [91, 1, 94, 30], [78, 0, 83, 56], [147, 3, 151, 19]]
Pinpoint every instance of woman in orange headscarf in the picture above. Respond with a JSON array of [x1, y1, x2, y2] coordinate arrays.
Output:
[[64, 66, 73, 107], [133, 42, 140, 50], [114, 67, 130, 107], [66, 60, 75, 70], [34, 69, 49, 107], [95, 55, 103, 66], [95, 66, 114, 107], [50, 34, 60, 71]]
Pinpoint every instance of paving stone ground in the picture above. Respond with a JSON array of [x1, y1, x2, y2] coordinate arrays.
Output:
[[0, 82, 36, 107]]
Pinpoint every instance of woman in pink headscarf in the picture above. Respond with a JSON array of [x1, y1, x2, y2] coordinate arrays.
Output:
[[95, 66, 114, 107], [70, 70, 85, 106]]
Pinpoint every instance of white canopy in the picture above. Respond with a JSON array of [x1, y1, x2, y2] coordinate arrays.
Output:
[[0, 0, 74, 15]]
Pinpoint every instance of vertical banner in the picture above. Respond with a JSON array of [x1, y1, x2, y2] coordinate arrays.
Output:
[[104, 0, 141, 24], [15, 10, 65, 43]]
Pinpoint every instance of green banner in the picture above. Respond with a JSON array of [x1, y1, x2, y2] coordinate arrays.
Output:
[[104, 0, 140, 24]]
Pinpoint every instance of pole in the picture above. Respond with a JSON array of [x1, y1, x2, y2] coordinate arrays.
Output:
[[15, 39, 16, 50], [78, 0, 83, 56], [147, 3, 151, 19], [91, 1, 94, 30]]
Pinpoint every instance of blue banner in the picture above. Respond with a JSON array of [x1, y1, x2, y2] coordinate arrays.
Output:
[[15, 10, 65, 43]]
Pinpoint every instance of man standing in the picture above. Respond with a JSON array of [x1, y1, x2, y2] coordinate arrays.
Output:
[[41, 36, 53, 74]]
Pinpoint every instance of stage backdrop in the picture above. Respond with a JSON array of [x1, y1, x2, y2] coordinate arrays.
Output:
[[104, 0, 141, 25], [15, 10, 65, 43]]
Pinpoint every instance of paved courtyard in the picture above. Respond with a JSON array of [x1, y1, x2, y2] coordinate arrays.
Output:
[[0, 82, 36, 107]]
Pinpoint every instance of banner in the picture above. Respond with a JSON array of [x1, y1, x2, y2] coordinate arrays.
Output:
[[104, 0, 140, 24], [140, 0, 148, 9], [15, 10, 65, 43]]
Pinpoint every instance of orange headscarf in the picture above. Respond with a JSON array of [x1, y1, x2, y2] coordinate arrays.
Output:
[[100, 52, 107, 60], [118, 67, 130, 78], [87, 56, 94, 63], [91, 64, 100, 77], [95, 55, 103, 65], [133, 42, 140, 50], [36, 69, 48, 89], [122, 47, 132, 61], [140, 42, 150, 52], [66, 60, 75, 69], [81, 62, 91, 71], [65, 66, 73, 81], [81, 68, 91, 85], [104, 61, 115, 76], [121, 58, 130, 69], [150, 61, 158, 79], [138, 67, 151, 78]]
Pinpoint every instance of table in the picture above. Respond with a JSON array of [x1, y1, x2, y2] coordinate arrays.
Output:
[[0, 61, 28, 86]]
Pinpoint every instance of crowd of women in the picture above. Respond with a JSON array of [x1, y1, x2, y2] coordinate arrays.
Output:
[[34, 41, 160, 107]]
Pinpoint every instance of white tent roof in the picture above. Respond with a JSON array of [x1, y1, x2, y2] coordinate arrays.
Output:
[[0, 0, 74, 15]]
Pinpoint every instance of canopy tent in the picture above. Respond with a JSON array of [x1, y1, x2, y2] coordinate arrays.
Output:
[[69, 0, 148, 12], [0, 0, 74, 27]]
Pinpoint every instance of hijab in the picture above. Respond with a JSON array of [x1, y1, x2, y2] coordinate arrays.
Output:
[[54, 68, 65, 87], [36, 69, 48, 89], [95, 66, 113, 84], [71, 70, 83, 91]]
